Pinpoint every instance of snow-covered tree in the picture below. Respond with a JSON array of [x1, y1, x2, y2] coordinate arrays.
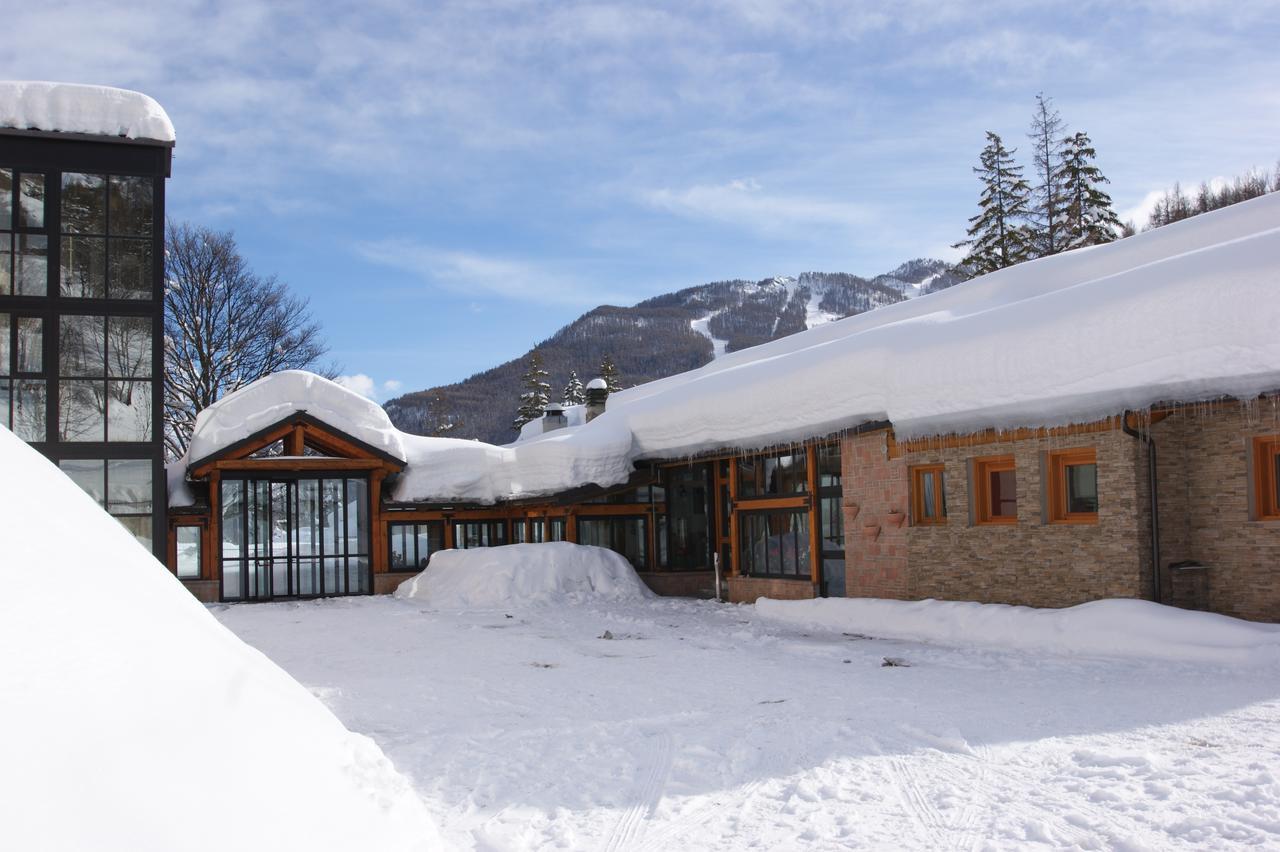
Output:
[[164, 221, 332, 459], [1057, 131, 1122, 250], [562, 370, 585, 405], [953, 132, 1033, 277], [513, 351, 552, 432], [1027, 93, 1070, 257], [598, 355, 622, 393]]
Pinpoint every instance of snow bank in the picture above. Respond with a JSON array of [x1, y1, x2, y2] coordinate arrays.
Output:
[[756, 596, 1280, 666], [0, 81, 175, 143], [0, 426, 442, 852], [394, 542, 654, 608]]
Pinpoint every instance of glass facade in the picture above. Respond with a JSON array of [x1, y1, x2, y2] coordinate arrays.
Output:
[[454, 520, 507, 549], [738, 450, 808, 497], [0, 147, 165, 558], [221, 476, 370, 600], [578, 516, 648, 571], [740, 510, 810, 579]]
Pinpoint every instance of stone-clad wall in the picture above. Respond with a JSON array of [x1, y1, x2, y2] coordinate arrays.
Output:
[[841, 427, 1148, 608], [1151, 405, 1280, 621]]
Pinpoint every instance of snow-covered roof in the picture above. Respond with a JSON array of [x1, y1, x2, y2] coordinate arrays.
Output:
[[177, 193, 1280, 506], [0, 81, 175, 144]]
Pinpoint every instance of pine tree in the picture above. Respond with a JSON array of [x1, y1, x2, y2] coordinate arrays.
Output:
[[953, 131, 1033, 277], [599, 355, 622, 393], [1027, 93, 1070, 257], [513, 351, 552, 432], [1057, 131, 1122, 250], [562, 370, 585, 405]]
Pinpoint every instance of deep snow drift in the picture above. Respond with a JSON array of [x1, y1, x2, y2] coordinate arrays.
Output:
[[394, 542, 654, 608], [757, 596, 1280, 667], [174, 194, 1280, 507], [0, 426, 441, 852], [0, 80, 175, 142]]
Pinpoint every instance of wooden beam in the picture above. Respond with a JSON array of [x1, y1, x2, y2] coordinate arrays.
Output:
[[888, 416, 1123, 459], [732, 495, 810, 512], [370, 470, 387, 575], [202, 457, 392, 473], [285, 425, 304, 456], [208, 471, 221, 586]]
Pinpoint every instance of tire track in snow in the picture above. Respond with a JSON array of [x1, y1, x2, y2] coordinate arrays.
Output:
[[603, 730, 673, 852]]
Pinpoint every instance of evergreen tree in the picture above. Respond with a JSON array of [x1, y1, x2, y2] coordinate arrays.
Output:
[[953, 131, 1033, 277], [599, 355, 622, 393], [1027, 93, 1070, 257], [1057, 131, 1122, 249], [562, 370, 585, 405], [512, 351, 551, 432]]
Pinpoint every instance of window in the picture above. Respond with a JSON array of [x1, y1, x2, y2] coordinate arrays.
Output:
[[389, 521, 443, 570], [57, 314, 152, 441], [59, 458, 153, 550], [665, 464, 710, 570], [0, 168, 49, 296], [578, 516, 648, 570], [973, 456, 1017, 525], [176, 525, 202, 579], [454, 520, 507, 549], [60, 173, 153, 300], [911, 464, 947, 525], [816, 443, 845, 596], [1254, 436, 1280, 521], [740, 510, 810, 578], [1048, 448, 1098, 523], [738, 450, 808, 497], [0, 312, 46, 441]]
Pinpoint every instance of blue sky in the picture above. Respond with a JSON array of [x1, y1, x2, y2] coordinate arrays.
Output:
[[8, 1, 1278, 399]]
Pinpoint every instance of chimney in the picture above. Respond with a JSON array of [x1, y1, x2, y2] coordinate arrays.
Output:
[[542, 402, 568, 433], [584, 378, 609, 423]]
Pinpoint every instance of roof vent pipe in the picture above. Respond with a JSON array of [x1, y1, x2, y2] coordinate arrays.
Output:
[[542, 403, 568, 433], [584, 378, 609, 423]]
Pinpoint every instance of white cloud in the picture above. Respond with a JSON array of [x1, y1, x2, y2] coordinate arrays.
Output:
[[354, 241, 627, 307], [335, 374, 403, 402], [642, 178, 874, 236]]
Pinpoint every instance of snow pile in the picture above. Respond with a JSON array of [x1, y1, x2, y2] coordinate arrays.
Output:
[[394, 542, 654, 608], [184, 370, 408, 466], [0, 81, 175, 143], [756, 596, 1280, 666], [0, 426, 442, 851]]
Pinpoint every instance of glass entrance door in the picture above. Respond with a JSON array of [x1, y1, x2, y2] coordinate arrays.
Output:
[[221, 475, 370, 601]]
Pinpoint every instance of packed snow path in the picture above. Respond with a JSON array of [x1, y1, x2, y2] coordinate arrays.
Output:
[[217, 596, 1280, 850]]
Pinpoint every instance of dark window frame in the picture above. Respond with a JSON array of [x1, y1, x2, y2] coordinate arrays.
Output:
[[738, 507, 811, 580]]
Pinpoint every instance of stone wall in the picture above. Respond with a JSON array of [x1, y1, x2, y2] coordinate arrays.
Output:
[[1150, 404, 1280, 621]]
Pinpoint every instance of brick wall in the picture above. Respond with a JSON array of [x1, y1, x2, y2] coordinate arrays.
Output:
[[841, 431, 911, 599], [1150, 404, 1280, 621], [726, 575, 815, 604], [638, 571, 717, 598]]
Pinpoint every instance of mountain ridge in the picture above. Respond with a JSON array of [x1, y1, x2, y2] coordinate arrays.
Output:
[[384, 258, 961, 443]]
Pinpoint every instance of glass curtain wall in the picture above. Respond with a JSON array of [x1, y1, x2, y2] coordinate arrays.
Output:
[[221, 475, 369, 601]]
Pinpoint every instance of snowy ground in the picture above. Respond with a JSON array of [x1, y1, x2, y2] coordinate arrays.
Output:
[[216, 595, 1280, 850]]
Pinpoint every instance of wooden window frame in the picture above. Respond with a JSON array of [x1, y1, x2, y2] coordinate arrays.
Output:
[[910, 464, 947, 526], [1048, 447, 1099, 524], [973, 455, 1017, 526], [1254, 436, 1280, 521]]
